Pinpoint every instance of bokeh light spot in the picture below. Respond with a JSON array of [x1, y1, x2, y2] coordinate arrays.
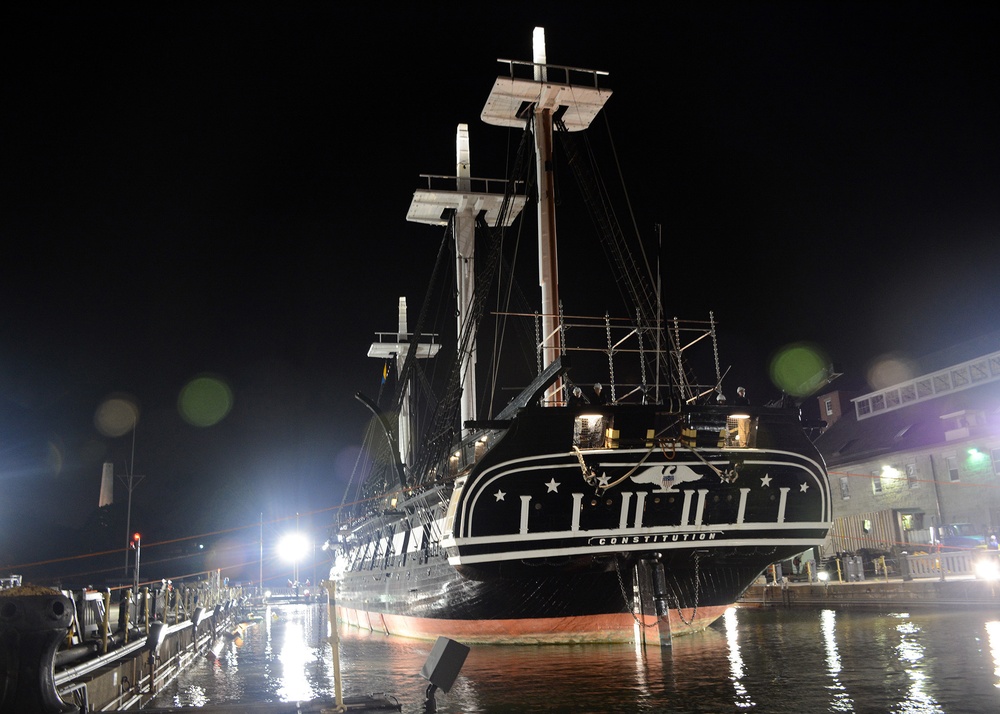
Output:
[[769, 343, 830, 397], [94, 395, 140, 437], [178, 375, 233, 427], [867, 352, 917, 390]]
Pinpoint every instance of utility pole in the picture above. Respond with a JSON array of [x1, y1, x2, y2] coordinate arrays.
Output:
[[119, 416, 145, 579]]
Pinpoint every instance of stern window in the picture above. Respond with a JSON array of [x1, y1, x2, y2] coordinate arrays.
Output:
[[573, 414, 607, 449]]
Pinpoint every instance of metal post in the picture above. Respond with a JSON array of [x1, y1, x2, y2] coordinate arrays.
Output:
[[322, 580, 346, 713], [101, 589, 111, 654], [132, 535, 141, 622]]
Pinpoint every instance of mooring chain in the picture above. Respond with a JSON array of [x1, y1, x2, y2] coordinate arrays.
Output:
[[669, 552, 701, 627], [615, 557, 660, 628]]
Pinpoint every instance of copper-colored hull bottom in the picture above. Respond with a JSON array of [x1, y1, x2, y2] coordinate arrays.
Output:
[[337, 604, 730, 644]]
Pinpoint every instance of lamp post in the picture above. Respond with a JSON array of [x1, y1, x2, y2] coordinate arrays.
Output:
[[277, 531, 310, 600], [119, 414, 145, 579], [131, 532, 141, 620]]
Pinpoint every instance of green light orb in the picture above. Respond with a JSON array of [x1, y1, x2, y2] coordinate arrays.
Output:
[[769, 343, 830, 397], [178, 375, 233, 427]]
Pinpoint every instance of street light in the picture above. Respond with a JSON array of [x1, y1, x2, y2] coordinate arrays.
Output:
[[278, 531, 310, 598]]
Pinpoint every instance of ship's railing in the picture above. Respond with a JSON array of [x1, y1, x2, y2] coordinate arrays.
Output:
[[495, 57, 609, 90], [447, 430, 496, 477], [372, 330, 440, 347], [416, 173, 525, 196]]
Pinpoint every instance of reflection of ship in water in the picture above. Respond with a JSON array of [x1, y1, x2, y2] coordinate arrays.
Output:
[[328, 27, 832, 644]]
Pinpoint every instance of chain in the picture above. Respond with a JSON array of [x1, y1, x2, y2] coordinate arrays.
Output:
[[615, 558, 660, 628], [668, 552, 701, 627], [710, 310, 721, 387], [614, 553, 703, 629], [605, 312, 616, 402], [636, 307, 647, 394], [534, 311, 542, 376]]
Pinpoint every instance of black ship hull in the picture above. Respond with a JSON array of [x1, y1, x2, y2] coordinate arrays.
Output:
[[331, 404, 830, 644]]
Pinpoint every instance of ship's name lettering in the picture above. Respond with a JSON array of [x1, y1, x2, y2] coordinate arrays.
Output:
[[588, 531, 721, 546]]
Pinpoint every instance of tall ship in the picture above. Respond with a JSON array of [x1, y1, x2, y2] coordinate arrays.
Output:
[[328, 28, 832, 645]]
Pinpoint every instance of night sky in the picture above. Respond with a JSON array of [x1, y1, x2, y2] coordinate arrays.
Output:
[[3, 3, 999, 580]]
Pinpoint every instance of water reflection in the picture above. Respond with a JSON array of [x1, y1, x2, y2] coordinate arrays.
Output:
[[821, 609, 854, 712], [985, 620, 1000, 688], [276, 619, 310, 700], [723, 606, 754, 708], [153, 606, 1000, 713], [893, 617, 942, 713]]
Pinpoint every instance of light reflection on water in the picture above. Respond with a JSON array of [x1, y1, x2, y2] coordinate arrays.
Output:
[[723, 606, 753, 708], [988, 620, 1000, 686], [153, 604, 1000, 713], [821, 609, 854, 712]]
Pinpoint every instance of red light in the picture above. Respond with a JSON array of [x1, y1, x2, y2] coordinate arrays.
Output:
[[133, 532, 141, 541]]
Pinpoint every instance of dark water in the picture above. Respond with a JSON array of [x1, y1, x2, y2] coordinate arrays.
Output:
[[150, 603, 1000, 713]]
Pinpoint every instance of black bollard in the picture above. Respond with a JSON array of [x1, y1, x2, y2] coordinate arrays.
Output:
[[0, 589, 76, 713]]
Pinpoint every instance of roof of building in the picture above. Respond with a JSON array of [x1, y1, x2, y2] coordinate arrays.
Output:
[[815, 370, 1000, 468]]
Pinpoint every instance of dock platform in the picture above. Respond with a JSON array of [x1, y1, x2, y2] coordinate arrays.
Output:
[[740, 574, 1000, 610]]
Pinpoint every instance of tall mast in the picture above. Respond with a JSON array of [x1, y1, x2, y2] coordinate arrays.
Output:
[[407, 125, 526, 435], [482, 27, 611, 405], [368, 297, 440, 469]]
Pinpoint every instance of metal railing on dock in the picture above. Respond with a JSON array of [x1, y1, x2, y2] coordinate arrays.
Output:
[[740, 550, 1000, 610], [1, 572, 251, 713]]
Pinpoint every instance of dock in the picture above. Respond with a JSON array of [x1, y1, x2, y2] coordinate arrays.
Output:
[[740, 574, 1000, 609]]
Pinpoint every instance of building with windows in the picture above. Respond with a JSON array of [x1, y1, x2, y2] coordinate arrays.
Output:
[[814, 341, 1000, 558]]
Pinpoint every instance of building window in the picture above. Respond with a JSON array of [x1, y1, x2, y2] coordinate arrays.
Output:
[[945, 455, 960, 482], [906, 463, 919, 489], [825, 398, 833, 416], [839, 476, 850, 499], [872, 470, 883, 494]]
